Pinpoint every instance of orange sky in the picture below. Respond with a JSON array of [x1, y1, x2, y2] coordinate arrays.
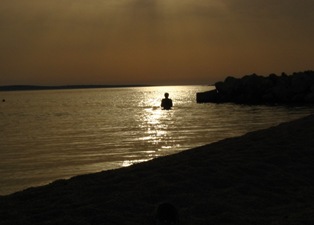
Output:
[[1, 0, 313, 85]]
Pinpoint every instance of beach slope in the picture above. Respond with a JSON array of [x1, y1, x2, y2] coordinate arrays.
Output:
[[1, 114, 314, 225]]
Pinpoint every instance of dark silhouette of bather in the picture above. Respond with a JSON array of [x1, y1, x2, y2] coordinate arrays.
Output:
[[161, 93, 173, 110]]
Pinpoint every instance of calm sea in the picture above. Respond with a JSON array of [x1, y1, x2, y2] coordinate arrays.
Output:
[[1, 85, 314, 195]]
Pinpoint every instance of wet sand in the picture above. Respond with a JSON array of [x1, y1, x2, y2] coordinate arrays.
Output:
[[1, 114, 314, 225]]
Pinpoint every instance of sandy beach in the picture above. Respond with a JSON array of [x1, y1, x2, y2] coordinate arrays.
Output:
[[1, 114, 314, 225]]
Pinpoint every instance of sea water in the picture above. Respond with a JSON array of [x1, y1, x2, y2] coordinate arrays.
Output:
[[1, 85, 313, 195]]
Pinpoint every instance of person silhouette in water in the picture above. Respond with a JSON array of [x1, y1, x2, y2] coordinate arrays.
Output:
[[161, 93, 173, 110]]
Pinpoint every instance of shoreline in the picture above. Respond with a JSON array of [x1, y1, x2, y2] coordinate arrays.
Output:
[[1, 114, 314, 224], [0, 84, 156, 92]]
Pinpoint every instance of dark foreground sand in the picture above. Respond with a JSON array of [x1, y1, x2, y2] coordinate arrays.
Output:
[[1, 114, 314, 225]]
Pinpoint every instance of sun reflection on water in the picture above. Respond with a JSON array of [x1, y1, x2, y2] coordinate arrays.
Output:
[[121, 158, 151, 167], [118, 87, 183, 169], [137, 91, 177, 156]]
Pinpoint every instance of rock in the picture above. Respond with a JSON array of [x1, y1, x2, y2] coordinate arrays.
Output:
[[196, 90, 219, 103], [197, 70, 314, 105]]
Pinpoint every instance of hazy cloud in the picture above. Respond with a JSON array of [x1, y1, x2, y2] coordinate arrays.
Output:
[[0, 0, 313, 85]]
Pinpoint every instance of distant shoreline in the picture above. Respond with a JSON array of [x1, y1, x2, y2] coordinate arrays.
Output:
[[0, 84, 156, 92]]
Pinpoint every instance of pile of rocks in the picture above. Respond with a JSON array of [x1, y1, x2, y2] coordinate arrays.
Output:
[[197, 71, 314, 104]]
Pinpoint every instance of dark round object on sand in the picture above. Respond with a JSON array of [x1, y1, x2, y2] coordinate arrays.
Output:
[[156, 202, 178, 225]]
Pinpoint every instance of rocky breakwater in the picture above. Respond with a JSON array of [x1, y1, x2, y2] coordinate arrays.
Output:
[[197, 71, 314, 104]]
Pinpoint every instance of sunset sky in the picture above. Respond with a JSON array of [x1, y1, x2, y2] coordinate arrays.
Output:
[[1, 0, 313, 85]]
